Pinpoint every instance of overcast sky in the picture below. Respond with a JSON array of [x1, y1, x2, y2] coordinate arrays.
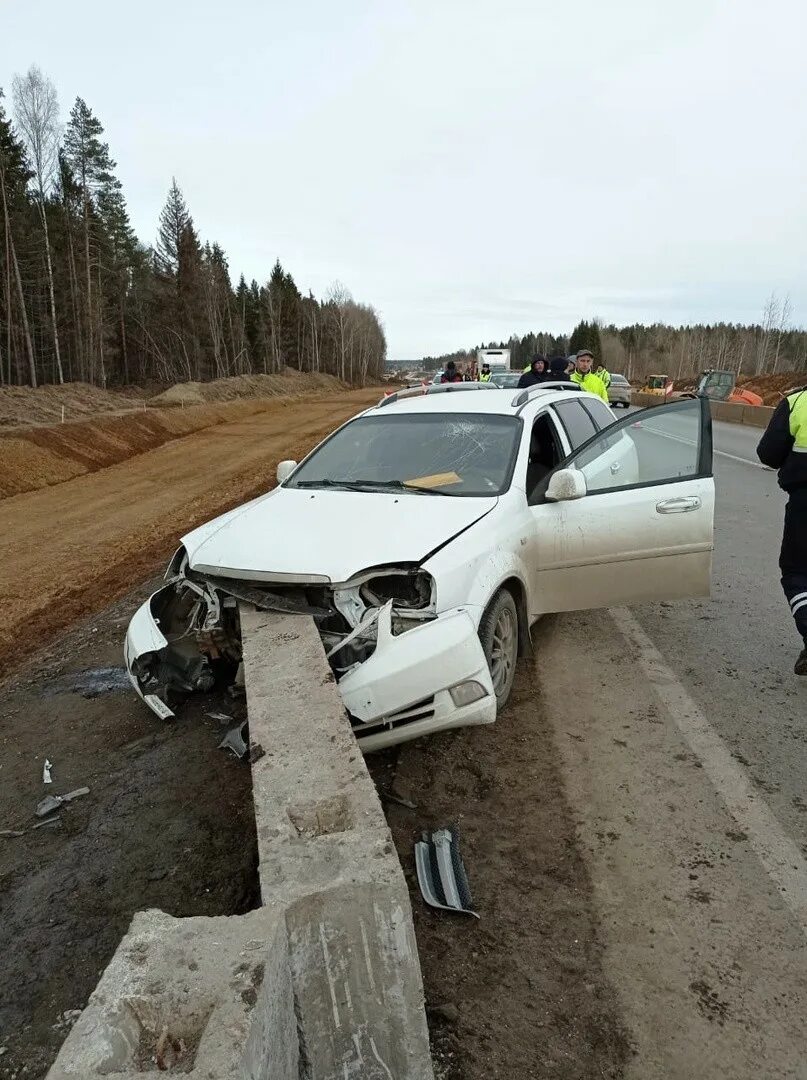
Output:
[[4, 0, 806, 358]]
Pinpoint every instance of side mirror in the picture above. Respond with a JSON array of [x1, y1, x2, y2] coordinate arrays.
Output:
[[545, 468, 587, 502], [276, 460, 297, 484]]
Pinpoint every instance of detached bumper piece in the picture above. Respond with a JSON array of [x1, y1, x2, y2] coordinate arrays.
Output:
[[415, 826, 479, 918]]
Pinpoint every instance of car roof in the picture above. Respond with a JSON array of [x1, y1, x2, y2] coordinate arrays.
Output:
[[363, 385, 604, 417]]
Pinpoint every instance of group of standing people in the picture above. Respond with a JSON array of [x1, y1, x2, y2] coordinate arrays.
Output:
[[517, 349, 611, 401]]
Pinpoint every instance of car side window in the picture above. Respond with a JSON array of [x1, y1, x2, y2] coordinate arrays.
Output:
[[570, 397, 705, 494], [580, 398, 615, 430], [525, 411, 565, 504], [553, 401, 597, 450]]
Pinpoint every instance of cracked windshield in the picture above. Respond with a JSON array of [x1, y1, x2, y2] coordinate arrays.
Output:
[[288, 412, 522, 495]]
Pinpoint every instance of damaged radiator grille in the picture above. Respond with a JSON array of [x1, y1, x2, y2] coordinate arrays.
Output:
[[350, 695, 436, 735]]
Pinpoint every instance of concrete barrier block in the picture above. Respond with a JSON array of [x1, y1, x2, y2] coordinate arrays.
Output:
[[46, 908, 298, 1079], [286, 884, 433, 1079], [741, 404, 775, 428], [241, 607, 435, 1080]]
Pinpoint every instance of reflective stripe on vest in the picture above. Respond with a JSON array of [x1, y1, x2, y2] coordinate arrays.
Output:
[[788, 390, 807, 450]]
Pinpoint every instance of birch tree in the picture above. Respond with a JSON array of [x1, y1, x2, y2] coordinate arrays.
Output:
[[12, 65, 64, 382]]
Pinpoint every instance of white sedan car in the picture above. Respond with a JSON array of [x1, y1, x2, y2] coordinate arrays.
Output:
[[125, 384, 714, 751]]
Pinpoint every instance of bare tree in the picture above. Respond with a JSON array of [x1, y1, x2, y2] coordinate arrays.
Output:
[[12, 65, 64, 383], [326, 281, 353, 381], [772, 294, 792, 374], [756, 293, 781, 374], [0, 155, 36, 386]]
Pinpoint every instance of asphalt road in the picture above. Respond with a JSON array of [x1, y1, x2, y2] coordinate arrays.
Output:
[[538, 413, 807, 1079]]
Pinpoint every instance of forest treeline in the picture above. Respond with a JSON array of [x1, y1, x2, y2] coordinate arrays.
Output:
[[0, 67, 386, 389], [423, 306, 807, 381]]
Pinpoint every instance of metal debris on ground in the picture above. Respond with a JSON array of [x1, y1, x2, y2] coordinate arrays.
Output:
[[415, 826, 479, 918], [206, 711, 232, 723], [0, 829, 25, 838], [218, 721, 249, 759], [383, 790, 417, 810], [32, 816, 61, 830], [35, 787, 90, 818], [43, 759, 53, 784]]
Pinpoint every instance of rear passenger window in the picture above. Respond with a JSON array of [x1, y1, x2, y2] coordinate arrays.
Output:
[[581, 398, 616, 430], [553, 401, 597, 449]]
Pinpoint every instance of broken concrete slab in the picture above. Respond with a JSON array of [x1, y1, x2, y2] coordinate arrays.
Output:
[[241, 607, 434, 1080], [47, 609, 434, 1079], [46, 907, 297, 1079]]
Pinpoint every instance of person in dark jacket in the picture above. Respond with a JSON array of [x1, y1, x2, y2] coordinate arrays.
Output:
[[547, 355, 572, 381], [440, 361, 463, 384], [517, 355, 549, 389], [757, 386, 807, 674]]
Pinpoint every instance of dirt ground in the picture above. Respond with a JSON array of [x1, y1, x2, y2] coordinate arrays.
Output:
[[369, 666, 630, 1080], [0, 586, 629, 1080], [0, 582, 258, 1079], [0, 388, 381, 678]]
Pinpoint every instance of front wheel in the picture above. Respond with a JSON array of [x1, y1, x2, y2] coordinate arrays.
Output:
[[479, 589, 519, 711]]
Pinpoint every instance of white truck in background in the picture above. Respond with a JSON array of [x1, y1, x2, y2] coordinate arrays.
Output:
[[477, 348, 512, 374]]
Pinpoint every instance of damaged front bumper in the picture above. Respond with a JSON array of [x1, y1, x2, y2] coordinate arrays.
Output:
[[124, 578, 495, 751]]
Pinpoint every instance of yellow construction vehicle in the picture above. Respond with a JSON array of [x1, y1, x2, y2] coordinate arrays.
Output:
[[640, 374, 674, 397]]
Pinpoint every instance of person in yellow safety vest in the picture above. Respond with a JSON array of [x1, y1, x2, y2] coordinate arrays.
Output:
[[570, 350, 609, 401], [757, 386, 807, 675], [595, 362, 612, 391], [479, 364, 492, 382]]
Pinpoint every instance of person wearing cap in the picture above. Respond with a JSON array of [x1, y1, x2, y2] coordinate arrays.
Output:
[[570, 350, 609, 400], [517, 355, 550, 389], [757, 384, 807, 675], [440, 360, 463, 384], [478, 363, 492, 382]]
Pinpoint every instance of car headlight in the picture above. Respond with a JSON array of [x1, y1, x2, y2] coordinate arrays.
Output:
[[360, 570, 434, 610]]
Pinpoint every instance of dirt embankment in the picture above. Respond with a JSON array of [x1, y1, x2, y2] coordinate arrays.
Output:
[[0, 389, 381, 679], [0, 381, 148, 427], [670, 371, 806, 406], [0, 370, 346, 428], [0, 397, 329, 499], [0, 372, 352, 499], [150, 371, 344, 407]]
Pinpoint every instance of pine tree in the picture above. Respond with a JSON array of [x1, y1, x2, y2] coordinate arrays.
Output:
[[155, 178, 191, 276], [63, 97, 117, 383], [569, 319, 602, 361], [97, 176, 139, 382]]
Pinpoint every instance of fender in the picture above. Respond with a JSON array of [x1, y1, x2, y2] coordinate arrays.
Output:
[[423, 497, 535, 624]]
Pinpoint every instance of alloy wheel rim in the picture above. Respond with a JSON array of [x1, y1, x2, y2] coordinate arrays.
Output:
[[490, 607, 516, 696]]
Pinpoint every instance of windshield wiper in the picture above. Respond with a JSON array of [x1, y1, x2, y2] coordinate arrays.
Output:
[[293, 478, 457, 495], [340, 478, 458, 495], [293, 479, 365, 490]]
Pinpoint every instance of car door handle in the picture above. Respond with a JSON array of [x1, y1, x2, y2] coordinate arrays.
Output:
[[656, 496, 701, 514]]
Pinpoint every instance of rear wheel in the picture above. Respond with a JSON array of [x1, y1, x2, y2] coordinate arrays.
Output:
[[479, 589, 519, 711]]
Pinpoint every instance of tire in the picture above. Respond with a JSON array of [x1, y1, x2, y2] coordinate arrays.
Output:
[[479, 589, 519, 711]]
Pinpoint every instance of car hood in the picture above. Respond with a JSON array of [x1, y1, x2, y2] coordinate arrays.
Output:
[[182, 487, 498, 584]]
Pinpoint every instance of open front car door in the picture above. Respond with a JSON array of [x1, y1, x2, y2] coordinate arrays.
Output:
[[529, 396, 714, 615]]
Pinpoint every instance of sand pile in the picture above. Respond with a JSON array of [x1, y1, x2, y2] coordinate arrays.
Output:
[[151, 370, 344, 407]]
